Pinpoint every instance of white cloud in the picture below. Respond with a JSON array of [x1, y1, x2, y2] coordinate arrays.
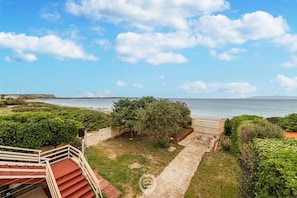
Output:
[[0, 32, 97, 61], [66, 1, 289, 65], [66, 0, 229, 31], [181, 81, 257, 97], [223, 82, 257, 97], [14, 50, 37, 62], [276, 74, 297, 91], [82, 90, 113, 97], [39, 3, 61, 23], [282, 56, 297, 68], [40, 12, 61, 23], [239, 11, 288, 40], [274, 34, 297, 53], [274, 34, 297, 67], [194, 11, 288, 48], [95, 39, 112, 51], [116, 80, 127, 87], [133, 83, 144, 88], [116, 32, 196, 65], [210, 48, 246, 61], [155, 75, 165, 81], [4, 50, 37, 62]]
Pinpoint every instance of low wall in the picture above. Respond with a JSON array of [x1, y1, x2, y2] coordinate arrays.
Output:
[[85, 127, 118, 147], [192, 118, 225, 136]]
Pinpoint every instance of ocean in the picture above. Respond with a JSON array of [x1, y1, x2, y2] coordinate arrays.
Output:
[[42, 98, 297, 119]]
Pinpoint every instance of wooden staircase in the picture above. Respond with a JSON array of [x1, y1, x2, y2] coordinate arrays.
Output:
[[51, 159, 94, 198], [0, 145, 103, 198]]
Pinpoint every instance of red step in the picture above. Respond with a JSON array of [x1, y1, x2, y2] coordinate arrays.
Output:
[[51, 159, 95, 198]]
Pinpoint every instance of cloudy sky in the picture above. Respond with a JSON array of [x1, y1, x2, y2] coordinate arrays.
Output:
[[1, 0, 297, 98]]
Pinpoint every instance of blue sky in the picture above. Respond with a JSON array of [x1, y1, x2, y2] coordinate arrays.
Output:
[[1, 0, 297, 98]]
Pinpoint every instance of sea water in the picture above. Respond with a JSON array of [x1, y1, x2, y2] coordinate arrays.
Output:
[[42, 98, 297, 119]]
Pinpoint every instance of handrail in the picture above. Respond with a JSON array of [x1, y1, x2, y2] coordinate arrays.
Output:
[[41, 145, 102, 198], [70, 146, 102, 198], [0, 144, 102, 198], [0, 145, 42, 163], [45, 160, 62, 198]]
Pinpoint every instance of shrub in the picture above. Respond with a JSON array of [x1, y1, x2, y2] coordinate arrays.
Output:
[[266, 116, 281, 125], [279, 113, 297, 131], [230, 115, 263, 154], [247, 120, 283, 141], [220, 136, 232, 152], [251, 139, 297, 197], [0, 112, 80, 148], [223, 118, 232, 136], [12, 102, 111, 131]]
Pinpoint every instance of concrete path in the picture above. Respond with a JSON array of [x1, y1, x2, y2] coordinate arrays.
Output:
[[141, 133, 217, 198]]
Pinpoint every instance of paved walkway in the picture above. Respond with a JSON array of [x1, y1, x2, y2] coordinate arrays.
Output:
[[141, 133, 217, 198]]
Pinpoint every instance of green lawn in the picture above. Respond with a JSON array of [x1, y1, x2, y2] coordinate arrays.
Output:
[[185, 151, 240, 198], [85, 132, 184, 197]]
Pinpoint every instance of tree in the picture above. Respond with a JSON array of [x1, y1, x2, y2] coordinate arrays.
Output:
[[135, 99, 181, 147], [224, 118, 232, 136], [110, 96, 157, 137], [111, 98, 139, 136], [172, 101, 192, 128]]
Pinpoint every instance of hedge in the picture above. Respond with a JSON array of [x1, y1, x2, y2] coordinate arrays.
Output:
[[0, 112, 80, 148], [252, 138, 297, 197]]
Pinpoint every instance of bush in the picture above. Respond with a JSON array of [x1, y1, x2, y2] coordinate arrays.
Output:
[[251, 139, 297, 197], [4, 98, 26, 106], [0, 112, 79, 148], [12, 102, 111, 131], [249, 120, 283, 140], [266, 116, 281, 125], [220, 136, 232, 152], [279, 113, 297, 131], [230, 115, 263, 154], [224, 118, 232, 136]]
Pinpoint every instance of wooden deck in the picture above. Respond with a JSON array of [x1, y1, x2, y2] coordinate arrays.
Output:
[[94, 172, 122, 198]]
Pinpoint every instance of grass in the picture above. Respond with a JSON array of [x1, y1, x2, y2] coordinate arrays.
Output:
[[85, 132, 183, 197], [184, 151, 240, 198], [0, 107, 13, 115]]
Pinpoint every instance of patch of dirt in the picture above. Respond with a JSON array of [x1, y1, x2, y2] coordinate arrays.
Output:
[[108, 153, 117, 160], [128, 162, 143, 169]]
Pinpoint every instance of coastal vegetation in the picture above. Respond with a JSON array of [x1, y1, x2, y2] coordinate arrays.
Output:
[[111, 97, 192, 147], [1, 97, 297, 197], [221, 114, 297, 198], [0, 99, 111, 148]]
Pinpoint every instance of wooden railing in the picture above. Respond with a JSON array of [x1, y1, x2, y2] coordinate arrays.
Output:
[[0, 145, 102, 198], [44, 160, 62, 198], [41, 145, 102, 198], [0, 145, 42, 164], [0, 145, 61, 197]]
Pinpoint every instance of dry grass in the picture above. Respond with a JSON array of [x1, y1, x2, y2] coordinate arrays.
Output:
[[0, 107, 13, 115]]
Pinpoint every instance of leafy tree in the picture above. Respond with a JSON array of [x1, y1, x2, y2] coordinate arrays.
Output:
[[110, 96, 156, 137], [111, 98, 138, 135], [171, 101, 192, 128], [135, 99, 181, 147], [224, 118, 232, 136]]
